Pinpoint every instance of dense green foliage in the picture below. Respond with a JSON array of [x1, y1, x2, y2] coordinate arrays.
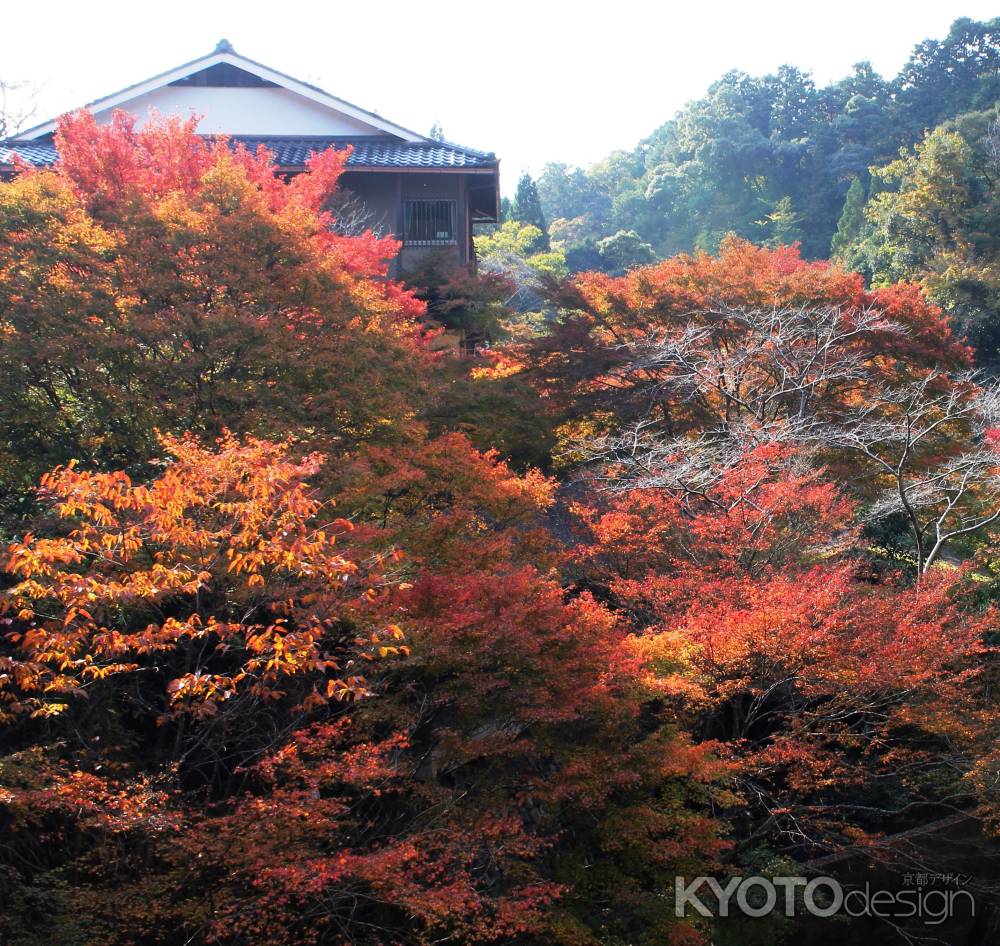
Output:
[[536, 17, 1000, 266], [511, 173, 548, 238], [843, 108, 1000, 365]]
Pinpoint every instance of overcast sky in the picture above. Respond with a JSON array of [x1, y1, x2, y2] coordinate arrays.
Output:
[[4, 1, 999, 185]]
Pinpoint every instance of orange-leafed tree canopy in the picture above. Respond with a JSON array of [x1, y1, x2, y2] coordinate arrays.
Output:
[[4, 111, 1000, 946], [524, 238, 971, 443], [1, 433, 403, 725], [0, 429, 730, 946], [0, 111, 427, 516]]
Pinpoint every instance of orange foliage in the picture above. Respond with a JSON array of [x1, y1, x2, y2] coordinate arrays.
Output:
[[0, 112, 427, 500], [0, 432, 728, 945], [524, 238, 970, 434], [574, 439, 997, 859], [5, 116, 999, 944], [1, 433, 402, 722]]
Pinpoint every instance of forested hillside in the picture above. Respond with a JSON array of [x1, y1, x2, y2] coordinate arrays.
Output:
[[526, 17, 1000, 268]]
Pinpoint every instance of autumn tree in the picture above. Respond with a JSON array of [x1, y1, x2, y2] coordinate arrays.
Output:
[[516, 239, 967, 461], [1, 433, 401, 740], [0, 426, 733, 946], [0, 111, 426, 523], [547, 236, 1000, 584], [571, 439, 997, 913], [507, 240, 1000, 929], [0, 433, 407, 941]]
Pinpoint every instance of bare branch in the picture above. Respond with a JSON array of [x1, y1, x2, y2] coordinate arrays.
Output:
[[620, 300, 906, 427], [0, 79, 38, 141], [823, 371, 1000, 577], [581, 297, 1000, 580], [326, 187, 386, 238]]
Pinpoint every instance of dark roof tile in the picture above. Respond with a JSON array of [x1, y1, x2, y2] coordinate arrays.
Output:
[[0, 136, 497, 171]]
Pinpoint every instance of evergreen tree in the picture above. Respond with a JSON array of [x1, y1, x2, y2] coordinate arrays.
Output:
[[830, 177, 867, 262], [762, 195, 804, 248], [512, 173, 550, 250], [596, 229, 656, 274], [428, 121, 445, 142]]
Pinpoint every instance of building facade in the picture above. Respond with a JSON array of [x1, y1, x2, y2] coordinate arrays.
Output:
[[0, 40, 500, 274]]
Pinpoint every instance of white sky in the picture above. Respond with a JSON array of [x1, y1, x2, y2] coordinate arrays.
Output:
[[4, 0, 999, 188]]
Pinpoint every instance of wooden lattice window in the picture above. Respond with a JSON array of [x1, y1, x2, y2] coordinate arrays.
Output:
[[403, 199, 457, 245]]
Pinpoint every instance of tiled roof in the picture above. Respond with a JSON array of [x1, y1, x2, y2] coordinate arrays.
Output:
[[0, 141, 57, 166], [0, 136, 497, 171]]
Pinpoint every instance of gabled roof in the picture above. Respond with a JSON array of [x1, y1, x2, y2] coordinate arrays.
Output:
[[0, 135, 498, 172], [13, 39, 430, 143]]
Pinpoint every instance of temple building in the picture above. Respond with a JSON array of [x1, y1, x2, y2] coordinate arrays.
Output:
[[0, 39, 500, 274]]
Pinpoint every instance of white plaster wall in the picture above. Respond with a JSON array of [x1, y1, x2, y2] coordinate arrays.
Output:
[[94, 86, 383, 136]]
